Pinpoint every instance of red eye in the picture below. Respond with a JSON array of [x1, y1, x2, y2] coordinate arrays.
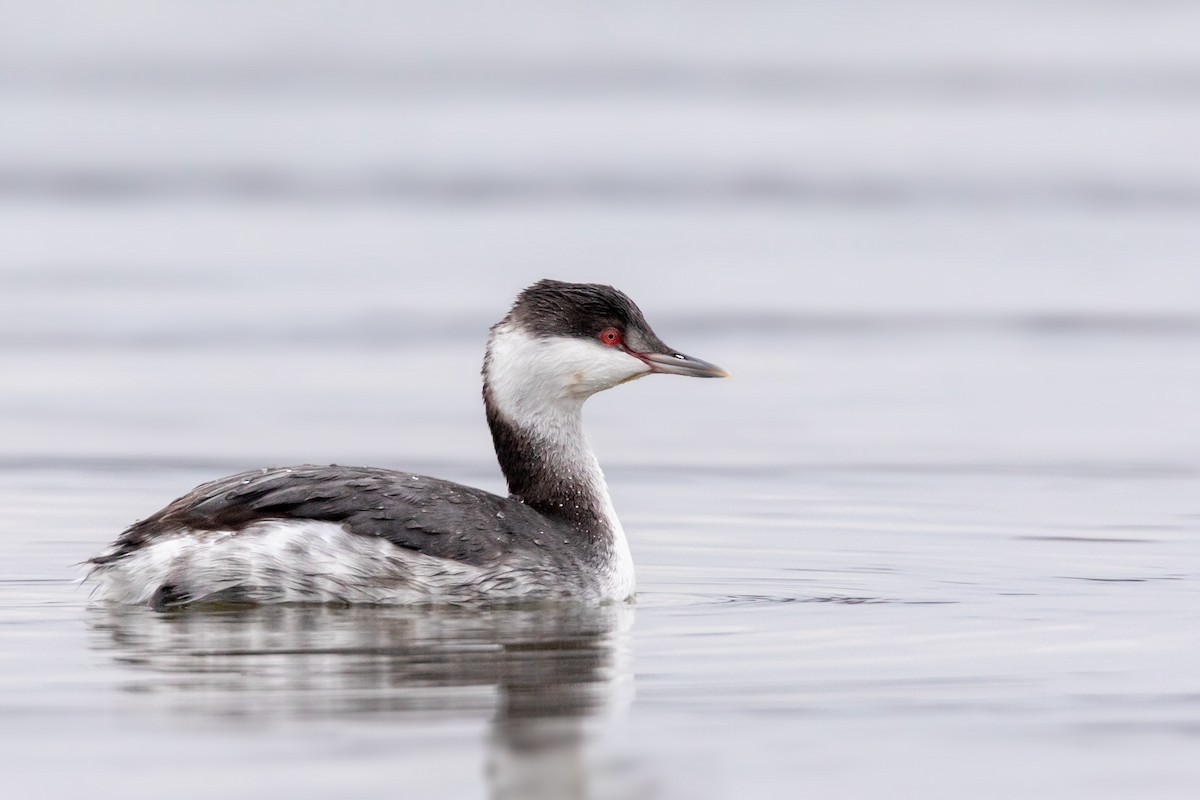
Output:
[[598, 327, 622, 346]]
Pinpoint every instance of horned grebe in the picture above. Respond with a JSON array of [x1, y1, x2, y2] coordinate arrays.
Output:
[[89, 279, 727, 608]]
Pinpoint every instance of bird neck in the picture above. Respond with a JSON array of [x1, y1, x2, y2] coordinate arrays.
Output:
[[481, 323, 636, 598], [483, 384, 614, 530], [481, 326, 617, 533]]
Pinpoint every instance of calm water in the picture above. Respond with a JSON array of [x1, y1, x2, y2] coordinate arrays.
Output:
[[4, 2, 1200, 798], [3, 324, 1198, 799]]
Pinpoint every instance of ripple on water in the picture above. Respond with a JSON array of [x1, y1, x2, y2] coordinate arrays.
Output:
[[638, 590, 956, 608]]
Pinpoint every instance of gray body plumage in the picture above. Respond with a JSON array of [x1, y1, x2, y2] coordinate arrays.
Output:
[[98, 465, 587, 572], [91, 465, 606, 607]]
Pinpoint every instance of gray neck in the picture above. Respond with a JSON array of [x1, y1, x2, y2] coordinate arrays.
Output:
[[483, 387, 610, 532], [480, 322, 636, 598], [480, 323, 619, 535]]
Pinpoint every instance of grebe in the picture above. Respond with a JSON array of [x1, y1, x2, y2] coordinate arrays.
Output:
[[89, 279, 727, 608]]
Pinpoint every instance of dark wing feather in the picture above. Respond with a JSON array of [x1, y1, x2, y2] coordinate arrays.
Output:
[[93, 465, 552, 567]]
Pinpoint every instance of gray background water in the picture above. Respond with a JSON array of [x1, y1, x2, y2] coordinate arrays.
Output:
[[2, 2, 1199, 798]]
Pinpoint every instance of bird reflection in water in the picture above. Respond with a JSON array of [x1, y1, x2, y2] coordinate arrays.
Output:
[[88, 603, 635, 799]]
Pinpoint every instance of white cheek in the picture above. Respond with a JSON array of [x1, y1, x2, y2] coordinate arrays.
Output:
[[568, 344, 650, 395], [488, 326, 650, 410]]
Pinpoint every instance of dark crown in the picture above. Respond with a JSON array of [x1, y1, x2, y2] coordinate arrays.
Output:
[[502, 279, 666, 350]]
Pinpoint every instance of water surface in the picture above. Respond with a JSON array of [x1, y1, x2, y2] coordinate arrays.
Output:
[[3, 326, 1198, 799]]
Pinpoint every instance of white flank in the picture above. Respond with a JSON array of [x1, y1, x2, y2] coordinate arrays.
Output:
[[89, 520, 555, 605]]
